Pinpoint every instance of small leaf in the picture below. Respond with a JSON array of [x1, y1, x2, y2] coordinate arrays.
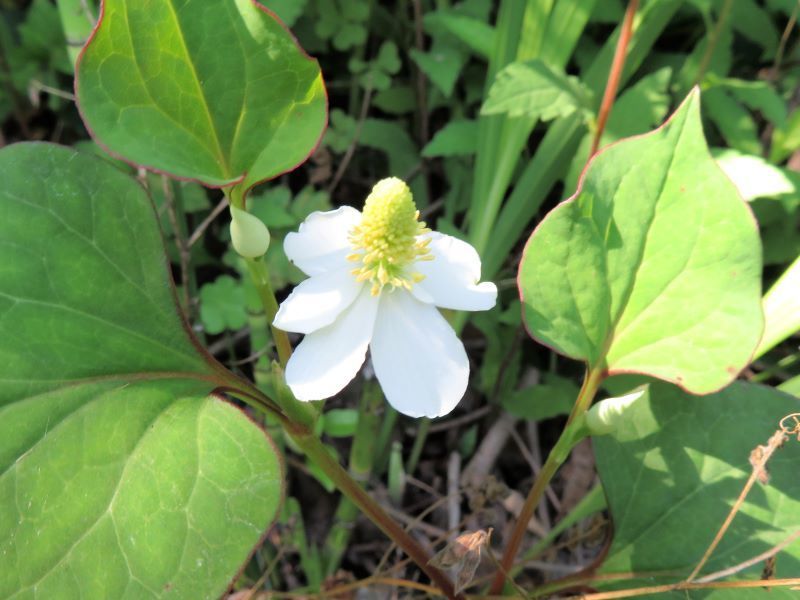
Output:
[[200, 275, 249, 334], [481, 59, 590, 120], [373, 85, 417, 114], [323, 109, 357, 153], [360, 118, 420, 180], [76, 0, 326, 189], [729, 0, 780, 58], [250, 186, 298, 229], [423, 120, 478, 157], [519, 91, 763, 393], [410, 44, 466, 97], [424, 12, 494, 58], [0, 143, 282, 598], [502, 374, 580, 421], [262, 0, 309, 27], [595, 382, 800, 589], [20, 0, 70, 73], [376, 41, 401, 74], [704, 87, 762, 155], [709, 77, 787, 127]]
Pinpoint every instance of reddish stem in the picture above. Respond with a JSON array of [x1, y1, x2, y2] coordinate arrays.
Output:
[[489, 368, 605, 594], [590, 0, 640, 157], [291, 430, 462, 599]]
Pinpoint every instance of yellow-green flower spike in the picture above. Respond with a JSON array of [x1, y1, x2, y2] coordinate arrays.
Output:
[[349, 177, 433, 295]]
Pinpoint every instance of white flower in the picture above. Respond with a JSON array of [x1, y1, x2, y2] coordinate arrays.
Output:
[[273, 177, 497, 418]]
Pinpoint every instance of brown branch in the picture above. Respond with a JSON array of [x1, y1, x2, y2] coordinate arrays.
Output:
[[161, 175, 192, 318], [188, 197, 228, 247], [686, 429, 787, 581], [770, 1, 800, 81], [696, 528, 800, 583], [327, 82, 373, 195], [411, 0, 429, 146], [576, 578, 800, 599], [290, 433, 462, 599]]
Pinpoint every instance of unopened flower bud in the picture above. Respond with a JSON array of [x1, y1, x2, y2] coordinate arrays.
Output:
[[586, 389, 646, 435], [230, 206, 270, 258]]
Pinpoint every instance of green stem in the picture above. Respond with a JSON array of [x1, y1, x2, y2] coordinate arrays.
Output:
[[489, 366, 605, 594], [224, 183, 292, 368], [516, 483, 606, 570], [289, 429, 462, 600], [405, 416, 430, 474], [230, 361, 457, 595], [375, 405, 399, 473], [244, 256, 292, 368], [323, 380, 383, 576], [692, 0, 734, 88], [752, 352, 800, 383]]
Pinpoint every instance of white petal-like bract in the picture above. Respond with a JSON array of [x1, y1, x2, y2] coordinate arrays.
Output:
[[285, 287, 380, 401], [275, 180, 497, 417], [273, 268, 364, 335], [411, 232, 498, 311], [284, 206, 361, 276], [370, 290, 469, 418]]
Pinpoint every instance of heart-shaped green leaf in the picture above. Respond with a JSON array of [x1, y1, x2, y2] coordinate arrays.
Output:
[[0, 143, 282, 598], [594, 382, 800, 596], [518, 90, 763, 393], [76, 0, 326, 189]]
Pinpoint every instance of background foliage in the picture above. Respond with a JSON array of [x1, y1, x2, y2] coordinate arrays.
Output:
[[1, 0, 799, 597]]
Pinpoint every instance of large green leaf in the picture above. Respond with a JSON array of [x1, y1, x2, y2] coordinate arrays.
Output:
[[0, 143, 282, 599], [518, 91, 763, 393], [76, 0, 326, 189], [594, 382, 800, 597]]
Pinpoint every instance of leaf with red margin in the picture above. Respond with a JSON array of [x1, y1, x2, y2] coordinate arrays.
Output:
[[76, 0, 327, 190], [518, 90, 763, 394], [0, 143, 282, 598]]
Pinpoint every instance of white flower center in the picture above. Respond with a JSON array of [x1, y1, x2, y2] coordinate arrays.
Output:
[[348, 177, 433, 295]]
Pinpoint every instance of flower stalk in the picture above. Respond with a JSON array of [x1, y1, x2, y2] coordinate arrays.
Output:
[[244, 256, 293, 368]]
